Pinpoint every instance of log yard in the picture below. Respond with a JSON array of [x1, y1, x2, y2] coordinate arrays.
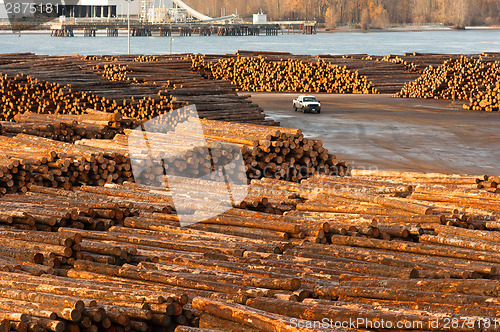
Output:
[[0, 49, 498, 332]]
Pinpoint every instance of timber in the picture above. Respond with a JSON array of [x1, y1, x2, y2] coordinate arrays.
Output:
[[0, 52, 500, 331]]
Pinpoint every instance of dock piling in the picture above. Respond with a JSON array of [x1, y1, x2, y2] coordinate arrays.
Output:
[[49, 22, 314, 38]]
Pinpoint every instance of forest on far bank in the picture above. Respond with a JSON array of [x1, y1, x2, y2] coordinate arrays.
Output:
[[184, 0, 500, 28]]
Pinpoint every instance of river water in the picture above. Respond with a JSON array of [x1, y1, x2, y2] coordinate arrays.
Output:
[[0, 28, 499, 55]]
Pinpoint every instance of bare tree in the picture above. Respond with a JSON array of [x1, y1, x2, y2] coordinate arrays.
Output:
[[183, 0, 499, 26]]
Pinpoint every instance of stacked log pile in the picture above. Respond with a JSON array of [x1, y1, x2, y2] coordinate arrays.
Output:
[[398, 52, 500, 73], [477, 176, 500, 193], [3, 52, 500, 330], [319, 53, 499, 95], [0, 106, 496, 221], [0, 184, 137, 232], [0, 52, 40, 66], [1, 110, 140, 143], [395, 55, 500, 112], [3, 91, 500, 329], [0, 133, 134, 195], [188, 170, 500, 330], [0, 269, 190, 331], [397, 53, 465, 72], [0, 183, 310, 331], [192, 51, 433, 94], [0, 115, 346, 196], [0, 54, 276, 125], [75, 118, 347, 182], [395, 56, 498, 99], [0, 213, 189, 330], [133, 55, 159, 62], [253, 169, 500, 242], [0, 71, 180, 122], [96, 64, 134, 82], [187, 54, 377, 94], [466, 82, 500, 112], [84, 56, 274, 125], [218, 51, 421, 94], [0, 169, 499, 330], [82, 55, 117, 62], [363, 54, 419, 72], [315, 53, 499, 95], [82, 55, 275, 125], [4, 52, 499, 117]]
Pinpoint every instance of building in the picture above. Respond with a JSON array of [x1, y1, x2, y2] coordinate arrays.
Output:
[[1, 0, 210, 22], [0, 0, 142, 19], [59, 0, 141, 18], [253, 11, 267, 24]]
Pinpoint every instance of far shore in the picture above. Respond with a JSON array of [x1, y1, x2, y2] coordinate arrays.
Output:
[[319, 25, 500, 33], [0, 24, 499, 35]]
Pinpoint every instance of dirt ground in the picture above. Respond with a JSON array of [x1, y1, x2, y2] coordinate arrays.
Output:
[[250, 93, 500, 175]]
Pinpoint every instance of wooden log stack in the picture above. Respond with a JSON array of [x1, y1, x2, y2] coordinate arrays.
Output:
[[75, 118, 348, 182], [94, 64, 134, 82], [0, 133, 134, 196], [0, 110, 140, 143], [363, 54, 419, 72], [82, 55, 117, 62], [0, 54, 277, 126], [132, 55, 159, 62], [0, 223, 188, 330], [254, 169, 500, 244], [0, 114, 346, 195], [398, 52, 500, 73], [477, 176, 500, 193], [193, 51, 467, 95], [83, 56, 275, 125], [395, 55, 500, 112], [187, 54, 377, 94], [0, 72, 178, 122], [0, 169, 499, 330], [0, 268, 189, 332], [466, 82, 500, 112], [3, 52, 500, 330], [3, 52, 500, 121], [316, 52, 482, 94], [0, 184, 136, 231]]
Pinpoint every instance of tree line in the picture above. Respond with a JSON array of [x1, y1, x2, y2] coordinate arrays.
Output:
[[185, 0, 499, 27]]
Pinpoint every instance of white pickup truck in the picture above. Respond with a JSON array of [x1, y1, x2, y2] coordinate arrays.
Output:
[[293, 95, 321, 113]]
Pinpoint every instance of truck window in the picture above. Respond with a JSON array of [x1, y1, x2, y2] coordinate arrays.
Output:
[[303, 97, 318, 102]]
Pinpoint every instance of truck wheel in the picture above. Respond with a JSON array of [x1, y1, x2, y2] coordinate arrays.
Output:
[[293, 106, 297, 112], [303, 108, 308, 113], [317, 110, 321, 114]]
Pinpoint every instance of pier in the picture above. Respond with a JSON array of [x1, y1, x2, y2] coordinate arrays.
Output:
[[50, 19, 316, 37]]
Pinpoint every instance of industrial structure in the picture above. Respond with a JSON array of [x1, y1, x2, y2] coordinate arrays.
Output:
[[41, 0, 316, 37], [44, 0, 218, 21]]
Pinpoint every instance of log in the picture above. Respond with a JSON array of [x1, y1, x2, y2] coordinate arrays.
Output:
[[192, 297, 321, 332]]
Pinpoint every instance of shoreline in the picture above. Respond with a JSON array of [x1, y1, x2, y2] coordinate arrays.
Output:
[[319, 25, 500, 33], [1, 25, 500, 35]]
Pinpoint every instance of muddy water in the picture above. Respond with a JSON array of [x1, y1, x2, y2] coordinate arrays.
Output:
[[0, 29, 499, 55]]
